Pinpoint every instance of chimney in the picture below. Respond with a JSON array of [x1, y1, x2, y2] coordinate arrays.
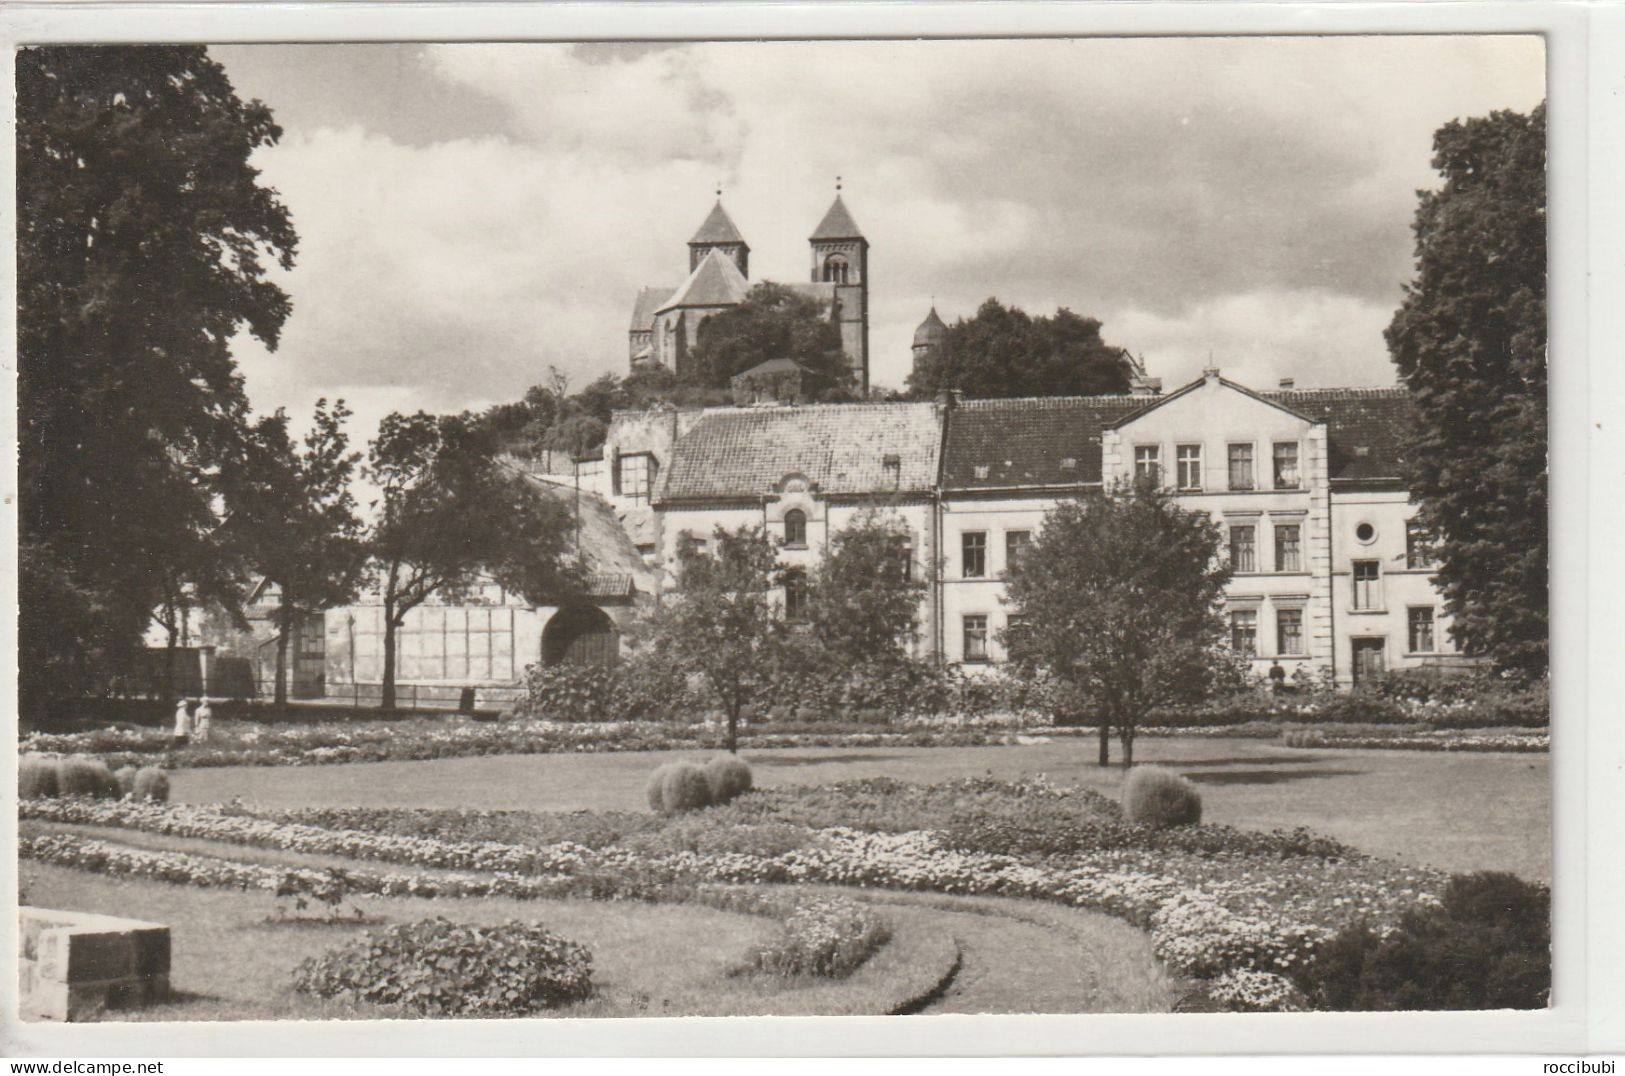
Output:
[[1202, 365, 1221, 381], [1279, 376, 1296, 390]]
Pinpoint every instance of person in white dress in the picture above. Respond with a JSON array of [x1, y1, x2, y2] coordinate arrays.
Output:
[[193, 697, 213, 743], [172, 698, 192, 747]]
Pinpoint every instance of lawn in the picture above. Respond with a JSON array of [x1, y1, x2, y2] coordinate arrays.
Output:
[[18, 861, 968, 1020], [168, 736, 1550, 880]]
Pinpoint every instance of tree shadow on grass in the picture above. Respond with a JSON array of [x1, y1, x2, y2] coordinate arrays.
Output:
[[1173, 754, 1330, 768], [747, 753, 913, 768], [1182, 768, 1367, 786]]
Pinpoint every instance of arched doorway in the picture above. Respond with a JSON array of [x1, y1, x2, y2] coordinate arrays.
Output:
[[542, 605, 620, 667]]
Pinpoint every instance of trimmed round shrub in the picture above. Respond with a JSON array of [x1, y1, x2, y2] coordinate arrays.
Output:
[[1123, 765, 1202, 828], [1295, 871, 1550, 1010], [57, 756, 117, 799], [19, 755, 59, 799], [660, 762, 713, 814], [706, 755, 753, 804], [293, 917, 593, 1017], [114, 766, 139, 799], [132, 767, 170, 803], [646, 763, 675, 811]]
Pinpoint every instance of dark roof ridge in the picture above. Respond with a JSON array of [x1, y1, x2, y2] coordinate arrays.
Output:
[[958, 394, 1148, 409], [1264, 386, 1409, 400]]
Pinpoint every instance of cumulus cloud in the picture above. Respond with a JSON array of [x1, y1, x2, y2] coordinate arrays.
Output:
[[221, 36, 1544, 430]]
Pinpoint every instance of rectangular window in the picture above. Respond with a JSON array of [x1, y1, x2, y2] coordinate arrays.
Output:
[[619, 454, 651, 504], [1228, 443, 1255, 490], [1353, 560, 1382, 610], [1134, 445, 1161, 485], [1408, 606, 1436, 653], [1275, 524, 1302, 572], [1005, 613, 1027, 657], [1228, 525, 1257, 572], [1406, 520, 1436, 570], [1230, 610, 1258, 657], [962, 532, 987, 578], [1005, 530, 1030, 571], [891, 536, 914, 583], [784, 570, 809, 622], [1276, 608, 1304, 656], [1272, 442, 1300, 490], [962, 615, 989, 662], [1175, 444, 1203, 491]]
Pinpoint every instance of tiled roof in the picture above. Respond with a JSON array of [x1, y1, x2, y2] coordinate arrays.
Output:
[[661, 401, 942, 501], [629, 286, 675, 331], [657, 249, 749, 312], [732, 357, 809, 380], [942, 396, 1147, 490], [810, 195, 864, 240], [1263, 387, 1415, 482], [583, 573, 636, 598], [509, 467, 657, 595], [689, 200, 746, 246]]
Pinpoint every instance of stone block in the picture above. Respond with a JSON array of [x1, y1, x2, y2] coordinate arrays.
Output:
[[18, 907, 171, 1022]]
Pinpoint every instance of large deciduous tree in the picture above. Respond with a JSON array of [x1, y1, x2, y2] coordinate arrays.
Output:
[[17, 45, 296, 715], [365, 412, 581, 710], [1003, 483, 1231, 767], [645, 526, 783, 752], [1385, 102, 1547, 677], [223, 400, 366, 710], [689, 283, 849, 390], [805, 512, 927, 667], [906, 299, 1136, 399]]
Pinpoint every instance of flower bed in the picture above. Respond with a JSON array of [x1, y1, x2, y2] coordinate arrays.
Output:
[[20, 717, 1014, 770], [1280, 728, 1548, 752], [22, 791, 1447, 1007]]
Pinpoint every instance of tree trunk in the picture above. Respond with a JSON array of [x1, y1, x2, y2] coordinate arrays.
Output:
[[1121, 725, 1135, 768], [274, 598, 292, 714], [1097, 717, 1110, 767], [726, 697, 739, 754], [381, 609, 398, 712], [161, 611, 179, 706]]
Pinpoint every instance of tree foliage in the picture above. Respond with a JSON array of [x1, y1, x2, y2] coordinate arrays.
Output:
[[222, 400, 366, 708], [804, 512, 927, 666], [644, 526, 784, 752], [906, 299, 1136, 399], [364, 412, 581, 709], [689, 283, 849, 390], [1385, 103, 1546, 677], [16, 45, 297, 713], [1002, 483, 1232, 766]]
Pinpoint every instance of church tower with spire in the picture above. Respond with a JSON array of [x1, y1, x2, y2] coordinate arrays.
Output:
[[688, 196, 749, 277], [809, 182, 870, 392]]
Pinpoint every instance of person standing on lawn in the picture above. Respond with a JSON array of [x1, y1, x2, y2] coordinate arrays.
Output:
[[1268, 660, 1287, 694], [193, 697, 213, 743], [172, 697, 193, 747]]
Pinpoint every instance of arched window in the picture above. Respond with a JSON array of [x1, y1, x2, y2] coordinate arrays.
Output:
[[783, 509, 807, 547], [822, 255, 850, 284]]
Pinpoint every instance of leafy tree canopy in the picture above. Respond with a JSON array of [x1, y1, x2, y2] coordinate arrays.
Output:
[[803, 512, 927, 666], [689, 282, 850, 390], [1003, 482, 1232, 766], [364, 411, 581, 708], [1385, 102, 1546, 678], [906, 299, 1136, 399], [16, 45, 297, 711]]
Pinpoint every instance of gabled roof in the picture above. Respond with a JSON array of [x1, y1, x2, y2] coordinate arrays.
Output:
[[657, 248, 750, 313], [509, 467, 657, 595], [1263, 387, 1415, 483], [732, 357, 813, 381], [660, 401, 941, 501], [810, 195, 864, 241], [689, 200, 747, 246], [629, 286, 675, 332], [1106, 374, 1319, 429], [942, 396, 1146, 491]]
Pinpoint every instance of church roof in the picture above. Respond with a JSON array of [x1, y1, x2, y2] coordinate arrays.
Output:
[[661, 401, 941, 502], [629, 286, 675, 332], [810, 194, 864, 241], [913, 307, 948, 347], [689, 200, 747, 246], [657, 248, 750, 313]]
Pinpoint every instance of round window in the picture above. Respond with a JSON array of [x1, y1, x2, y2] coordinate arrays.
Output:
[[1355, 522, 1376, 544]]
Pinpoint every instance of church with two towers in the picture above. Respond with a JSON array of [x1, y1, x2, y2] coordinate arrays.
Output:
[[627, 191, 872, 393]]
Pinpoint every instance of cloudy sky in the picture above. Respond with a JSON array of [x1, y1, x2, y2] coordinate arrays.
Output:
[[214, 37, 1544, 440]]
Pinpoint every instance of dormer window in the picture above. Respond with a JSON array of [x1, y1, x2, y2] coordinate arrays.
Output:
[[974, 464, 990, 480], [882, 453, 901, 485], [1059, 457, 1078, 472]]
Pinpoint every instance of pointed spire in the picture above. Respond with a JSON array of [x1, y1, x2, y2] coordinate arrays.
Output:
[[811, 190, 864, 241], [690, 199, 745, 245]]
